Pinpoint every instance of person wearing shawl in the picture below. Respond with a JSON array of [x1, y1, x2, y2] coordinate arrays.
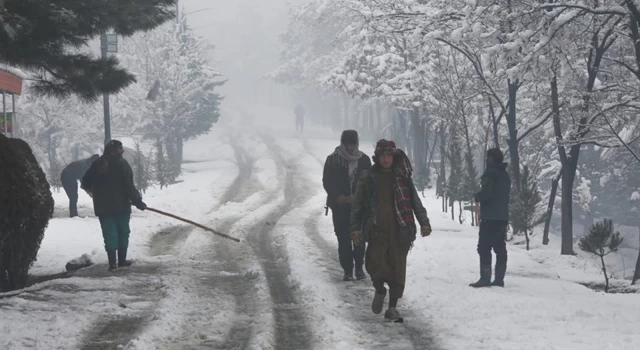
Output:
[[350, 139, 432, 322], [323, 130, 372, 281]]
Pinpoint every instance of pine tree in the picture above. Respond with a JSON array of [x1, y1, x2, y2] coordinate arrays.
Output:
[[155, 138, 168, 189], [0, 0, 176, 100], [579, 219, 623, 293], [510, 166, 544, 250]]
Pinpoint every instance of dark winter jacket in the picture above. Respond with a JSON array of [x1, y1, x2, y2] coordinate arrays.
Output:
[[474, 162, 511, 221], [350, 165, 430, 245], [81, 155, 142, 217], [322, 153, 371, 210], [60, 156, 98, 185]]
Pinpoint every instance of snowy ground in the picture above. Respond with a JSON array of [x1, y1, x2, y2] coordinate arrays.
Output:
[[2, 105, 640, 350]]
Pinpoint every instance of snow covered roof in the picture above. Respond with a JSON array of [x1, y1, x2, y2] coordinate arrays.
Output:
[[0, 63, 27, 79], [0, 63, 25, 95]]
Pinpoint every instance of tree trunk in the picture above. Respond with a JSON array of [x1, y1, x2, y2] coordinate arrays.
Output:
[[506, 81, 521, 190], [525, 229, 530, 251], [600, 253, 609, 293], [543, 171, 562, 245], [411, 107, 423, 175], [560, 165, 576, 255], [488, 98, 500, 148], [439, 126, 447, 213], [459, 201, 463, 224], [551, 75, 576, 255], [633, 226, 640, 285], [451, 200, 455, 221]]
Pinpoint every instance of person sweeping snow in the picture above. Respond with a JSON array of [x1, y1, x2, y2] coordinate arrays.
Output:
[[470, 148, 511, 288], [323, 130, 371, 281], [81, 140, 147, 272], [350, 139, 432, 322]]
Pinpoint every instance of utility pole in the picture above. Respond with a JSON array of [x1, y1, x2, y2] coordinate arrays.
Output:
[[100, 32, 111, 145]]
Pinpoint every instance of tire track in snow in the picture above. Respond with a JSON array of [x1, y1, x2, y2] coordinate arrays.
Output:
[[301, 142, 443, 350], [241, 132, 313, 350]]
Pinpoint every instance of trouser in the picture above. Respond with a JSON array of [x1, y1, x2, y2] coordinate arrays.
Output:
[[99, 215, 131, 251], [477, 220, 508, 266], [62, 178, 78, 217], [332, 206, 364, 272]]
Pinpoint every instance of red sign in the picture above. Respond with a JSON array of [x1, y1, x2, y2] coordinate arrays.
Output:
[[0, 70, 23, 95]]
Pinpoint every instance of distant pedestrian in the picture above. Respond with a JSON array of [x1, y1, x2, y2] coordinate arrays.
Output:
[[295, 104, 305, 132], [351, 139, 432, 322], [81, 140, 147, 272], [323, 130, 371, 281], [470, 148, 511, 288], [61, 154, 99, 217]]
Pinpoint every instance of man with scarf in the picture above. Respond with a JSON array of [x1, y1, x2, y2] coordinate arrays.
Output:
[[323, 130, 372, 281], [470, 148, 511, 288], [350, 139, 431, 322], [81, 140, 147, 272]]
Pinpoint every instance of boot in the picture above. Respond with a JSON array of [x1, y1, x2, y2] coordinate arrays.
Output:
[[492, 264, 506, 287], [107, 250, 117, 272], [384, 307, 402, 322], [469, 265, 492, 288], [118, 248, 132, 267], [343, 269, 353, 281], [355, 267, 366, 280], [371, 288, 386, 315]]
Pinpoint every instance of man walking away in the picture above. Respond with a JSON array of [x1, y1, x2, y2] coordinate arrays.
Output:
[[351, 140, 432, 322], [61, 154, 99, 217], [470, 148, 511, 288], [323, 130, 371, 281], [295, 104, 305, 132], [81, 140, 147, 272]]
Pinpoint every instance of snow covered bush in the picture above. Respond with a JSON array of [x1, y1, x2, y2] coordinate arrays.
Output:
[[0, 135, 54, 292]]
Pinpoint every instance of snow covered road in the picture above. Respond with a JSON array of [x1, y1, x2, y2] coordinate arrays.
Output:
[[3, 107, 640, 349]]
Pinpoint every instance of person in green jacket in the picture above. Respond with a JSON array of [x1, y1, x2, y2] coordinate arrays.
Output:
[[350, 139, 432, 322], [81, 140, 147, 272], [470, 148, 511, 288]]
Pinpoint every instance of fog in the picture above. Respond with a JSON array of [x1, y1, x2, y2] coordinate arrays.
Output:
[[180, 0, 296, 110]]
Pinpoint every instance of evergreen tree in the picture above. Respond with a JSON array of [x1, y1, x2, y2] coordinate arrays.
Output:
[[579, 219, 623, 293], [0, 0, 176, 100], [511, 166, 544, 250]]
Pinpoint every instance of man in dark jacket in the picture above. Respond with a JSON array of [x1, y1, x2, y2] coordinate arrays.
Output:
[[323, 130, 371, 281], [61, 154, 99, 217], [81, 140, 147, 272], [350, 139, 431, 322], [470, 148, 511, 288]]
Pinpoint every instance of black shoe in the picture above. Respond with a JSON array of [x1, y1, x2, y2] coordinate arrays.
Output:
[[355, 268, 366, 280], [118, 248, 132, 267], [107, 250, 118, 272], [492, 264, 506, 287], [469, 265, 492, 288], [343, 270, 354, 281]]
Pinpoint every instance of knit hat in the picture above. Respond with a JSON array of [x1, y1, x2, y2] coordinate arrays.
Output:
[[340, 130, 359, 145], [487, 148, 504, 163], [374, 139, 397, 157]]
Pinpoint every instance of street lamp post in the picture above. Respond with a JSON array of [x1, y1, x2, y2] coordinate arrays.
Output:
[[100, 33, 118, 145]]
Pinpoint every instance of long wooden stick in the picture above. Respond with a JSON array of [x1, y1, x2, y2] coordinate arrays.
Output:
[[147, 207, 241, 243]]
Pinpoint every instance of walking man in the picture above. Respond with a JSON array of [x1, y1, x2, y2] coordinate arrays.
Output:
[[470, 148, 511, 288], [295, 104, 305, 132], [61, 154, 99, 217], [81, 140, 147, 272], [350, 139, 431, 322], [323, 130, 371, 281]]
